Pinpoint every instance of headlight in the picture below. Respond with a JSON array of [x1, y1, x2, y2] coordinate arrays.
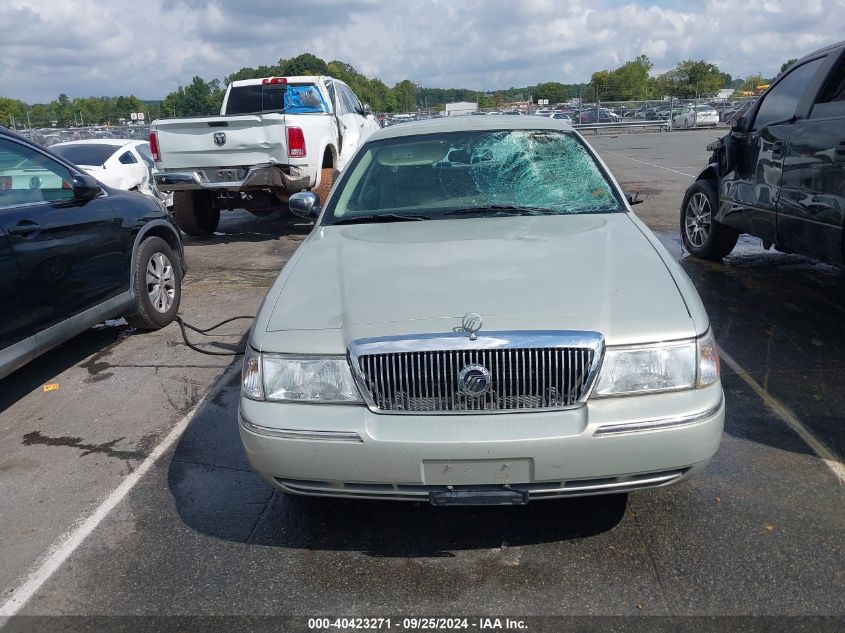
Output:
[[593, 331, 721, 397], [242, 347, 362, 403]]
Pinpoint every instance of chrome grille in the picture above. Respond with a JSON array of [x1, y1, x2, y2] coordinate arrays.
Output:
[[356, 346, 596, 413]]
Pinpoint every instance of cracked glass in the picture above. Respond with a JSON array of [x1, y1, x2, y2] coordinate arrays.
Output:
[[326, 129, 624, 224]]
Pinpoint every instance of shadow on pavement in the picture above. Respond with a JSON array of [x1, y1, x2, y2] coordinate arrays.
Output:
[[0, 323, 130, 413], [181, 209, 313, 247], [658, 232, 845, 460], [167, 372, 628, 554]]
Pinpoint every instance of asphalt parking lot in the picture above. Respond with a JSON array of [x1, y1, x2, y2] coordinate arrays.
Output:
[[1, 129, 843, 629]]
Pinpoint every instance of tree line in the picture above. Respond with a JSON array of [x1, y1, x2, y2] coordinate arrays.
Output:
[[1, 51, 796, 127]]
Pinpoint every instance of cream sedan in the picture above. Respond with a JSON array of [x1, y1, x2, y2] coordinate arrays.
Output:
[[239, 116, 724, 506]]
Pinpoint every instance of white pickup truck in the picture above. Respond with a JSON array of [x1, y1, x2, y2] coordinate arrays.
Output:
[[150, 76, 380, 235]]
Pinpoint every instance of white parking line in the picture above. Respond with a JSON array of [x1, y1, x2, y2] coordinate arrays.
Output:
[[0, 363, 242, 619], [608, 152, 696, 179], [719, 347, 845, 486]]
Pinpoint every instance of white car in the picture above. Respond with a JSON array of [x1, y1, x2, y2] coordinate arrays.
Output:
[[239, 116, 724, 506], [548, 112, 574, 123], [673, 105, 719, 128], [50, 139, 171, 206]]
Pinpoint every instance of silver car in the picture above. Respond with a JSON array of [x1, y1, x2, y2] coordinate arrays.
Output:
[[239, 116, 724, 506]]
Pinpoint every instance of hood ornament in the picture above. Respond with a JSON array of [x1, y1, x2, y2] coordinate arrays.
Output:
[[461, 312, 483, 340]]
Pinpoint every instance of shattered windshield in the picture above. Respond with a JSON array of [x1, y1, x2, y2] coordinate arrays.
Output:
[[324, 129, 624, 224]]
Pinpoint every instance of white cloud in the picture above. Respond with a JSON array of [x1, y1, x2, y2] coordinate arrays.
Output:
[[1, 0, 843, 103]]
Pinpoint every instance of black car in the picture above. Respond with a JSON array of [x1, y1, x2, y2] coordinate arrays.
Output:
[[681, 41, 845, 263], [0, 127, 185, 380]]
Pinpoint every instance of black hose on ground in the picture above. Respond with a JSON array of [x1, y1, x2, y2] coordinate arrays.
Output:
[[173, 315, 254, 356]]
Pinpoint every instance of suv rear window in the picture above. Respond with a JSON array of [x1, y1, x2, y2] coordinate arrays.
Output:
[[224, 83, 328, 115], [51, 144, 115, 167]]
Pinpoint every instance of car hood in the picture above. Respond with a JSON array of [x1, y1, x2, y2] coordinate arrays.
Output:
[[261, 213, 695, 351]]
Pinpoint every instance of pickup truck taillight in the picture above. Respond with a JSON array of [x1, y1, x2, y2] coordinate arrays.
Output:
[[149, 131, 161, 162], [287, 127, 306, 158]]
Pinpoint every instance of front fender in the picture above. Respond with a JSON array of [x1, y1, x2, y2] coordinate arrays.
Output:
[[128, 219, 185, 304]]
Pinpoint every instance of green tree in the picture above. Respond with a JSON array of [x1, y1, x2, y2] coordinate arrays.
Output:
[[780, 58, 798, 74], [586, 55, 653, 102], [392, 80, 417, 112], [656, 60, 724, 98], [0, 97, 26, 127]]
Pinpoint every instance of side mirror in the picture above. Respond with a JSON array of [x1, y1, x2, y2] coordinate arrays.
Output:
[[72, 173, 101, 200], [360, 103, 372, 116], [288, 191, 321, 219], [625, 191, 643, 206]]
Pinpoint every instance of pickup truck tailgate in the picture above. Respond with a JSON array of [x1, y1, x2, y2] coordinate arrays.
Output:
[[153, 113, 286, 169]]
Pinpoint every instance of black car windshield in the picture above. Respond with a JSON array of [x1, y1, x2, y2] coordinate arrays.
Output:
[[323, 129, 624, 225], [51, 143, 117, 167]]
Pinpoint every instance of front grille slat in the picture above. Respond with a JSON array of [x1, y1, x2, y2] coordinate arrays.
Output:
[[358, 345, 595, 413]]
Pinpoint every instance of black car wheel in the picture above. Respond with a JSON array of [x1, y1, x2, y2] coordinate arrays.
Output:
[[680, 179, 739, 259], [173, 191, 220, 237], [126, 236, 182, 329]]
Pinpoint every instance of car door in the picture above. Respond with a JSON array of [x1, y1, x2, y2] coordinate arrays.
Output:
[[0, 223, 34, 365], [718, 56, 827, 243], [334, 82, 370, 169], [0, 137, 128, 338], [777, 48, 845, 262]]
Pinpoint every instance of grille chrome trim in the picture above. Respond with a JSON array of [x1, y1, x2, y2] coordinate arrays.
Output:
[[349, 331, 604, 415]]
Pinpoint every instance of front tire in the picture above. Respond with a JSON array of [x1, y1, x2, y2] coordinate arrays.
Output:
[[681, 180, 739, 259], [126, 236, 182, 330], [173, 191, 219, 237]]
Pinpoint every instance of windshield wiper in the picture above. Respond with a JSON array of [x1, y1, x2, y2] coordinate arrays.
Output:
[[331, 213, 432, 225], [443, 205, 558, 217]]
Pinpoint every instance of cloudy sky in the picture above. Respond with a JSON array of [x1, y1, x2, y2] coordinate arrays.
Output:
[[2, 0, 843, 103]]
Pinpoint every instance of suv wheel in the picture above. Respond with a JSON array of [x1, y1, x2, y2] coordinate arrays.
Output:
[[173, 191, 220, 237], [126, 236, 182, 329], [681, 179, 739, 259]]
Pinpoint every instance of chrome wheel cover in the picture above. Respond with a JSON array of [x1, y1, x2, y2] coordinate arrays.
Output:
[[146, 252, 176, 313], [684, 192, 712, 248]]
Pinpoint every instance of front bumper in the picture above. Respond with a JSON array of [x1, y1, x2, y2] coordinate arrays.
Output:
[[155, 163, 310, 193], [238, 384, 724, 502]]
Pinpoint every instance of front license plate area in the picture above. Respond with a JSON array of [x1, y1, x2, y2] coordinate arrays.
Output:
[[422, 459, 531, 485], [430, 489, 529, 506]]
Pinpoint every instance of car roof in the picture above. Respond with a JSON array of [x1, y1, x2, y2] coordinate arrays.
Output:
[[369, 114, 575, 142], [795, 40, 845, 64], [51, 139, 143, 148]]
